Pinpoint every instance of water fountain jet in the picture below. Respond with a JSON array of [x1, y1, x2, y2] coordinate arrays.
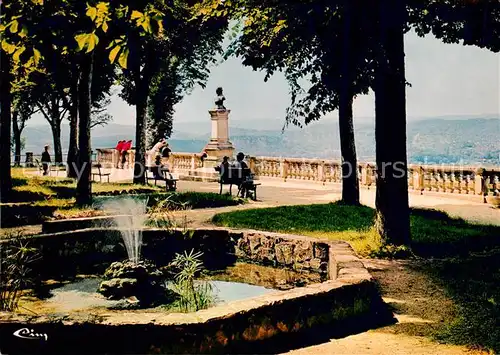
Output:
[[97, 197, 167, 305], [102, 197, 147, 264]]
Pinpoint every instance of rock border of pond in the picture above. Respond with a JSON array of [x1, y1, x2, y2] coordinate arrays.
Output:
[[0, 227, 385, 354]]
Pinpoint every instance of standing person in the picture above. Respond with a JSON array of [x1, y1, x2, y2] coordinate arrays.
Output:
[[115, 140, 124, 168], [41, 145, 51, 176], [200, 150, 208, 167], [121, 140, 132, 169]]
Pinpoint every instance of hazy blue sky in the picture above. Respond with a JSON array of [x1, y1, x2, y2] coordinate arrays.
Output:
[[30, 31, 499, 128]]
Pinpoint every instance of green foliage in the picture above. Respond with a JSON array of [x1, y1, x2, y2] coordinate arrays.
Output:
[[118, 0, 227, 145], [0, 235, 40, 311], [409, 0, 500, 53], [144, 196, 177, 229], [168, 249, 215, 312], [195, 0, 377, 128]]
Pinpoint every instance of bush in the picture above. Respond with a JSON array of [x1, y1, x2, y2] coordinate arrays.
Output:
[[0, 235, 40, 311]]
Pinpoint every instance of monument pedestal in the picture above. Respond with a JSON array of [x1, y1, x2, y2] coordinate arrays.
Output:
[[203, 109, 235, 165], [175, 99, 237, 182]]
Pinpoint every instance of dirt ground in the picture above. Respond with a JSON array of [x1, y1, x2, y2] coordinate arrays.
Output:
[[282, 259, 489, 355]]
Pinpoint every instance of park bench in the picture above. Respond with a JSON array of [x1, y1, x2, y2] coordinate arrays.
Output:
[[91, 163, 111, 183], [217, 167, 260, 200], [145, 166, 178, 191]]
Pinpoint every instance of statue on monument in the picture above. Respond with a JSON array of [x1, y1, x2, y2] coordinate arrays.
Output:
[[214, 87, 226, 110]]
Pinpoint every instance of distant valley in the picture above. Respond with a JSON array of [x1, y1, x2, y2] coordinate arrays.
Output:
[[20, 116, 499, 165]]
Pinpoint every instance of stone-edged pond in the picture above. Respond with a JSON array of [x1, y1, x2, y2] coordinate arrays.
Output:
[[0, 216, 381, 354]]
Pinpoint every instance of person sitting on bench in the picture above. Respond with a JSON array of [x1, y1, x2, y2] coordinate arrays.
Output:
[[215, 156, 230, 176], [152, 155, 176, 191], [234, 152, 252, 198]]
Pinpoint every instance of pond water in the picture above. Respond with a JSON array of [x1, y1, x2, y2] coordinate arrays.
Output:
[[18, 262, 321, 315]]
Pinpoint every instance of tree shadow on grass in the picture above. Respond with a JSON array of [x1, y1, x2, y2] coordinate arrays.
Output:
[[9, 189, 52, 202], [409, 208, 500, 258], [48, 185, 77, 199], [417, 251, 500, 353]]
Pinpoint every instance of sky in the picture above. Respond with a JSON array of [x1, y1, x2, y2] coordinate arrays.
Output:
[[30, 31, 499, 128]]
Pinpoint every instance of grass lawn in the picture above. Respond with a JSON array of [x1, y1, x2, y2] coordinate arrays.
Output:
[[212, 202, 500, 258], [212, 202, 500, 352], [1, 169, 244, 228]]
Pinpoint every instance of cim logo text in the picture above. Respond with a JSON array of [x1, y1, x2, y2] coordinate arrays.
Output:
[[13, 328, 48, 341]]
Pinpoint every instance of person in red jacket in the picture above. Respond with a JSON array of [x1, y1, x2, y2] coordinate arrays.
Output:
[[115, 140, 124, 168], [121, 140, 132, 168]]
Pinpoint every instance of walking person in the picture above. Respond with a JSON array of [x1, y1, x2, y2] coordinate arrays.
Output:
[[41, 145, 51, 176]]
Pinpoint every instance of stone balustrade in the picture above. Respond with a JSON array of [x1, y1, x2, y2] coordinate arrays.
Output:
[[96, 149, 203, 171], [95, 148, 500, 199]]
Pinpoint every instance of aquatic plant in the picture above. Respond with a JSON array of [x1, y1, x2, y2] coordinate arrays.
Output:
[[169, 249, 215, 312]]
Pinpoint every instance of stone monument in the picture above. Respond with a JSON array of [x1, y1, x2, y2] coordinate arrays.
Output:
[[202, 87, 235, 168]]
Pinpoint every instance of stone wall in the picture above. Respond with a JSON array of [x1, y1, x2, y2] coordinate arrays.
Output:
[[0, 228, 235, 279], [234, 231, 330, 275], [41, 215, 132, 234], [1, 225, 369, 281]]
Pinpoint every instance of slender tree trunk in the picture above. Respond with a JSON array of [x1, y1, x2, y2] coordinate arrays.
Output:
[[133, 85, 148, 184], [76, 54, 93, 206], [0, 49, 13, 202], [338, 95, 359, 205], [132, 55, 151, 184], [50, 120, 63, 165], [374, 0, 410, 245], [12, 111, 22, 167], [67, 75, 79, 178], [338, 0, 359, 205]]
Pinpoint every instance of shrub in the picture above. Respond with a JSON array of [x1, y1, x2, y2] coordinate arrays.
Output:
[[0, 235, 40, 311]]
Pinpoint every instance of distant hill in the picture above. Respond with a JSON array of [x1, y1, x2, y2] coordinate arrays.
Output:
[[20, 116, 499, 165]]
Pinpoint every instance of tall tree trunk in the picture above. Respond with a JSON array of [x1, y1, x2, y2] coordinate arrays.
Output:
[[12, 110, 22, 167], [76, 54, 93, 206], [50, 120, 63, 165], [67, 75, 79, 178], [374, 0, 410, 245], [338, 95, 359, 205], [132, 55, 151, 185], [338, 0, 359, 205], [0, 49, 13, 202], [133, 85, 148, 184]]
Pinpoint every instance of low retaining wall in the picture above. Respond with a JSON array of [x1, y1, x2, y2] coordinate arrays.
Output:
[[235, 231, 330, 274], [0, 226, 380, 354], [41, 215, 132, 234]]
